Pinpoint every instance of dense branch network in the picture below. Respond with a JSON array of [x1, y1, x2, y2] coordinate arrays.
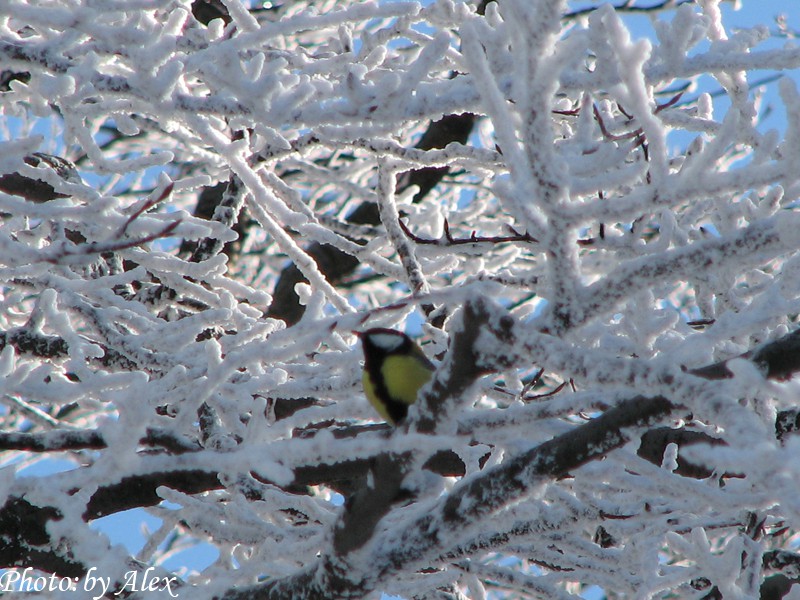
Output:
[[3, 298, 800, 598], [1, 0, 800, 599]]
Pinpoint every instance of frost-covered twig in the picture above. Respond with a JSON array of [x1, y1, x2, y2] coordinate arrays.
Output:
[[399, 217, 537, 247]]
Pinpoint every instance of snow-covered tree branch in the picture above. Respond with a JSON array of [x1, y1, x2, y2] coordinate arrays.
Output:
[[2, 0, 800, 598]]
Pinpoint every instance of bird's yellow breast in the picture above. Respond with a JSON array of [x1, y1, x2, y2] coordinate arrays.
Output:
[[381, 354, 433, 404], [362, 353, 433, 425]]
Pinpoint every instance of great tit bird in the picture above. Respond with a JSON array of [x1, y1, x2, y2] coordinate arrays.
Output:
[[358, 328, 435, 425]]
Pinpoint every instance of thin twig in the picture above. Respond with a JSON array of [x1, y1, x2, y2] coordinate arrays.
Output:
[[399, 218, 537, 246], [119, 182, 174, 237], [46, 220, 181, 264]]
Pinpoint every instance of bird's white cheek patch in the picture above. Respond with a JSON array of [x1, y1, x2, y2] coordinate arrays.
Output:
[[370, 333, 405, 352]]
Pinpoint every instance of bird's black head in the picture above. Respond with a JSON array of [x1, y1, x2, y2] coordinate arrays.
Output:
[[358, 328, 412, 358]]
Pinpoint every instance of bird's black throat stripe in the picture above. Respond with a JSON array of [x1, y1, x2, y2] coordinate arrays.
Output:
[[363, 335, 413, 424], [364, 356, 410, 423]]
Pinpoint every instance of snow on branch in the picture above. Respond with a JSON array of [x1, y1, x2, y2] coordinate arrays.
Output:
[[3, 0, 800, 598]]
